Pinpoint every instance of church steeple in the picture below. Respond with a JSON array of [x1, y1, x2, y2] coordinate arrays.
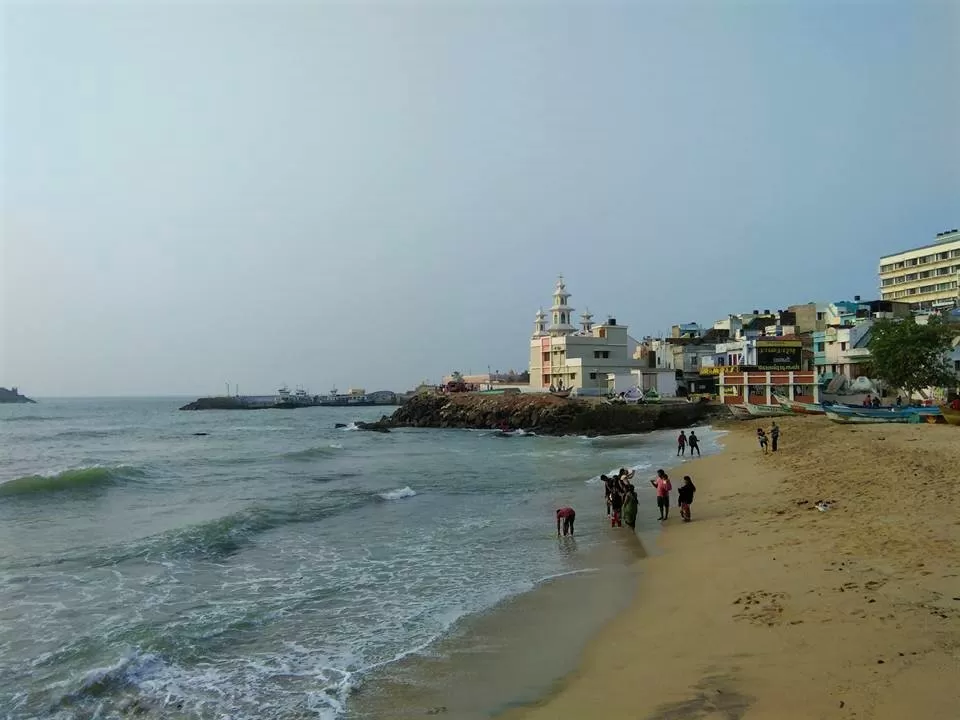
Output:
[[548, 275, 576, 336], [532, 307, 548, 338], [580, 307, 594, 335]]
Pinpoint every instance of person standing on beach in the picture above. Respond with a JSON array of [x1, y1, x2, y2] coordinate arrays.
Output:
[[688, 431, 701, 457], [622, 485, 638, 529], [602, 474, 613, 516], [651, 469, 672, 521], [770, 422, 780, 453], [556, 507, 575, 536], [677, 476, 696, 522], [677, 431, 687, 456], [757, 428, 768, 454]]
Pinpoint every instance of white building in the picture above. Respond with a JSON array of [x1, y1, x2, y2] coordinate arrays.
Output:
[[529, 276, 644, 392]]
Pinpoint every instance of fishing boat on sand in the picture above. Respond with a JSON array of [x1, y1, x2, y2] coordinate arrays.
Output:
[[939, 406, 960, 426], [772, 394, 825, 415], [828, 404, 941, 420], [825, 410, 911, 424], [727, 403, 791, 419], [744, 403, 792, 418]]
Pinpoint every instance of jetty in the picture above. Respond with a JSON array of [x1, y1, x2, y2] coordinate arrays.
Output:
[[355, 392, 722, 436], [0, 387, 36, 404]]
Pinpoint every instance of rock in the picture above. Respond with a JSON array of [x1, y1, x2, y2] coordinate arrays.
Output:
[[334, 423, 348, 428], [355, 420, 392, 433]]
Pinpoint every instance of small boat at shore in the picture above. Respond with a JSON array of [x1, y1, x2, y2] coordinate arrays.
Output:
[[727, 404, 752, 419], [549, 389, 572, 398], [744, 403, 792, 418], [939, 406, 960, 426], [772, 394, 825, 415], [828, 404, 941, 420], [825, 410, 911, 424]]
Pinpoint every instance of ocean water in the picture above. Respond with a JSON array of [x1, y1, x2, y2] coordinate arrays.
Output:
[[0, 398, 722, 719]]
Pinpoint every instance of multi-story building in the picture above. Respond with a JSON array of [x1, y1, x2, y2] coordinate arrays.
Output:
[[879, 228, 960, 311], [528, 276, 644, 392]]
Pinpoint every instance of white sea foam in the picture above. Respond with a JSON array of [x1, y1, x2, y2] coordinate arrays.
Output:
[[379, 486, 417, 500]]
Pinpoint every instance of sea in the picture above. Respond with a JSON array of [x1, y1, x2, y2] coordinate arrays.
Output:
[[0, 398, 723, 720]]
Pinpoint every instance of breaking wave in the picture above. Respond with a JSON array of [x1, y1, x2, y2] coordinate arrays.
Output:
[[0, 465, 146, 496], [106, 492, 379, 562], [379, 486, 416, 500]]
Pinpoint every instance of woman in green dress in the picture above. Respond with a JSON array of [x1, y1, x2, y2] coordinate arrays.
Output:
[[621, 485, 638, 529]]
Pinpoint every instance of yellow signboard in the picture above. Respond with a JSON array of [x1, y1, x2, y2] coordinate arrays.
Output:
[[699, 365, 741, 376]]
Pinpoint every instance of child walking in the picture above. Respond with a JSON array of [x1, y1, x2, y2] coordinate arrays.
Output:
[[756, 427, 768, 454], [677, 476, 697, 522]]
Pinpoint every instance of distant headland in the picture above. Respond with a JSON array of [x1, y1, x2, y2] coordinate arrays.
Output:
[[0, 387, 36, 404]]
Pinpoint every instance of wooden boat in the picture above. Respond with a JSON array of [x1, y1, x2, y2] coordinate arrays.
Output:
[[825, 410, 910, 424], [827, 404, 940, 420], [727, 404, 752, 420], [939, 406, 960, 426], [772, 393, 825, 415], [549, 389, 572, 398], [744, 403, 792, 418], [922, 413, 947, 424]]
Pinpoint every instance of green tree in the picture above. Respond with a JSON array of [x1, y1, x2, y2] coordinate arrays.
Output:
[[867, 317, 958, 396]]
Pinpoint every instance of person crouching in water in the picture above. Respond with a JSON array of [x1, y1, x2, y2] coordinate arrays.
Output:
[[556, 507, 576, 536], [609, 485, 624, 527], [651, 469, 672, 521], [677, 476, 696, 522], [622, 483, 638, 529]]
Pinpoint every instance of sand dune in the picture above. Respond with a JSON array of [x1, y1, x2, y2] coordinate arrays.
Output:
[[504, 417, 960, 720]]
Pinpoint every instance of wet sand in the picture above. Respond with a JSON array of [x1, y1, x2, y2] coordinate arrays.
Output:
[[502, 417, 960, 720], [346, 528, 648, 720]]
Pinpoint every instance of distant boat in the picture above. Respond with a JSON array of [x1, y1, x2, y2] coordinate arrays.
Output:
[[825, 410, 910, 424], [773, 393, 825, 415]]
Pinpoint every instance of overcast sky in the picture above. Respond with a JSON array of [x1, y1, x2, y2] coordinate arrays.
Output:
[[2, 0, 958, 396]]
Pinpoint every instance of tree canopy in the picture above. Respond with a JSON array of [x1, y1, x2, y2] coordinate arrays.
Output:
[[867, 316, 958, 395]]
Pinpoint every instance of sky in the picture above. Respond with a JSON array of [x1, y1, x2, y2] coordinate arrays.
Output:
[[2, 0, 958, 396]]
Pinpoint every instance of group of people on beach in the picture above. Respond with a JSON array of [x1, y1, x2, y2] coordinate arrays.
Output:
[[675, 430, 700, 457], [555, 436, 701, 538]]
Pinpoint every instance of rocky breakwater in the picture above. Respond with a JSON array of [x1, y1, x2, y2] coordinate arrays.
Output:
[[388, 393, 711, 436]]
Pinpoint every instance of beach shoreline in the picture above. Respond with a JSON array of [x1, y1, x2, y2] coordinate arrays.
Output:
[[500, 417, 960, 720], [344, 428, 721, 720]]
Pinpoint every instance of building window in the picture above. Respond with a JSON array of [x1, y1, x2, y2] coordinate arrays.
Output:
[[840, 342, 847, 351], [542, 352, 550, 362], [593, 351, 600, 359], [816, 342, 825, 352], [602, 351, 610, 359], [589, 372, 597, 380], [570, 373, 576, 380]]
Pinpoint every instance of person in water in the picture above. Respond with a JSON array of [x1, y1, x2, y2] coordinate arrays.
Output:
[[651, 469, 672, 521], [688, 431, 701, 457], [609, 485, 624, 528], [622, 484, 638, 529], [677, 475, 696, 522], [556, 507, 576, 536], [601, 474, 613, 516], [677, 431, 687, 456]]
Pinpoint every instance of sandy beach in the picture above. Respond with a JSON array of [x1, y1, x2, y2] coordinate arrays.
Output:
[[503, 416, 960, 720]]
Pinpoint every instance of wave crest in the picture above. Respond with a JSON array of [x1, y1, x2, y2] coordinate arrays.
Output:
[[0, 465, 145, 496], [379, 487, 416, 501]]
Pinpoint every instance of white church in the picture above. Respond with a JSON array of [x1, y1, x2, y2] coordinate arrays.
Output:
[[529, 276, 663, 394]]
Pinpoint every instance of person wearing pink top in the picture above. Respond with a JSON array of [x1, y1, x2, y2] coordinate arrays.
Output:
[[651, 469, 673, 521]]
